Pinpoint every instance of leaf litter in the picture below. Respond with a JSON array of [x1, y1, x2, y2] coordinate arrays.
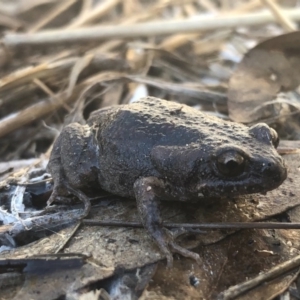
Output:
[[1, 0, 300, 299]]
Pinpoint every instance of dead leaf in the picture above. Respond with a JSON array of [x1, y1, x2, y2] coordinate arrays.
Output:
[[228, 31, 300, 123]]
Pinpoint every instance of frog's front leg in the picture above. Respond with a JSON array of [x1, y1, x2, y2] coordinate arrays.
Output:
[[134, 177, 202, 267]]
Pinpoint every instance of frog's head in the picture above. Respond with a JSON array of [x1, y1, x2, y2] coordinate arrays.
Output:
[[151, 123, 287, 198], [195, 123, 287, 198]]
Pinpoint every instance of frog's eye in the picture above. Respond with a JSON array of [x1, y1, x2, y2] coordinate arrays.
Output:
[[270, 128, 279, 149], [249, 123, 279, 148], [216, 151, 245, 177]]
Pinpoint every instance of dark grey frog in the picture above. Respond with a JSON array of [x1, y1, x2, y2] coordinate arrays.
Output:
[[47, 97, 287, 266]]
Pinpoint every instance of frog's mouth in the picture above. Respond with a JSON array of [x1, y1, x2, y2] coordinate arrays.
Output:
[[196, 166, 287, 197], [196, 183, 273, 198]]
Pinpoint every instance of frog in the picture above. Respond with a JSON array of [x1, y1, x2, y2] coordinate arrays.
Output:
[[47, 97, 287, 267]]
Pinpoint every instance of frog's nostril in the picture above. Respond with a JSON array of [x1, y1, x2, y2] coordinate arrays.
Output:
[[262, 159, 287, 184]]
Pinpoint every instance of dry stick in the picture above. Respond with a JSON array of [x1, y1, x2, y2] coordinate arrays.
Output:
[[218, 255, 300, 300], [4, 8, 300, 47], [82, 220, 300, 230], [261, 0, 297, 32]]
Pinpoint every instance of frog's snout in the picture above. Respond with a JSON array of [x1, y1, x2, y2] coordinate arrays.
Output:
[[261, 156, 287, 186]]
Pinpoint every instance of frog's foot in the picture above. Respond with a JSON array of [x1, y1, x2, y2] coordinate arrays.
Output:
[[48, 181, 91, 218], [134, 177, 202, 268], [161, 228, 202, 267]]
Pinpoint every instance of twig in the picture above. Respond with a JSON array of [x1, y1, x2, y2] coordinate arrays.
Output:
[[261, 0, 297, 32], [4, 8, 300, 47], [83, 220, 300, 230], [218, 255, 300, 300]]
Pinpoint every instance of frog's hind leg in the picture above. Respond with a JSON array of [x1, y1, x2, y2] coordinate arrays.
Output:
[[47, 133, 70, 205], [134, 177, 202, 267], [47, 123, 97, 217]]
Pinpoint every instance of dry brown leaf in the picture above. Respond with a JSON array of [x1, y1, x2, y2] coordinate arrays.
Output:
[[228, 31, 300, 123]]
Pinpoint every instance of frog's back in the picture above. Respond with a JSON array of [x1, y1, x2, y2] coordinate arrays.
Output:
[[90, 97, 214, 147], [89, 97, 251, 149]]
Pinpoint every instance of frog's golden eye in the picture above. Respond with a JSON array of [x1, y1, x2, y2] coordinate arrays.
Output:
[[216, 151, 245, 177]]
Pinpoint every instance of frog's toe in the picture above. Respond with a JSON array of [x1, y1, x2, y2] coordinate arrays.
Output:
[[157, 242, 174, 268], [171, 227, 207, 238], [47, 188, 60, 206], [48, 182, 91, 218], [156, 228, 201, 267], [169, 241, 202, 265], [62, 183, 91, 218], [162, 228, 202, 266]]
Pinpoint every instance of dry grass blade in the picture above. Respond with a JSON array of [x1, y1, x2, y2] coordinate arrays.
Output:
[[66, 53, 94, 97], [126, 75, 227, 104], [0, 54, 129, 94], [0, 71, 126, 138], [66, 0, 121, 29], [28, 0, 77, 33], [0, 63, 51, 92], [261, 0, 297, 31], [0, 12, 24, 29]]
